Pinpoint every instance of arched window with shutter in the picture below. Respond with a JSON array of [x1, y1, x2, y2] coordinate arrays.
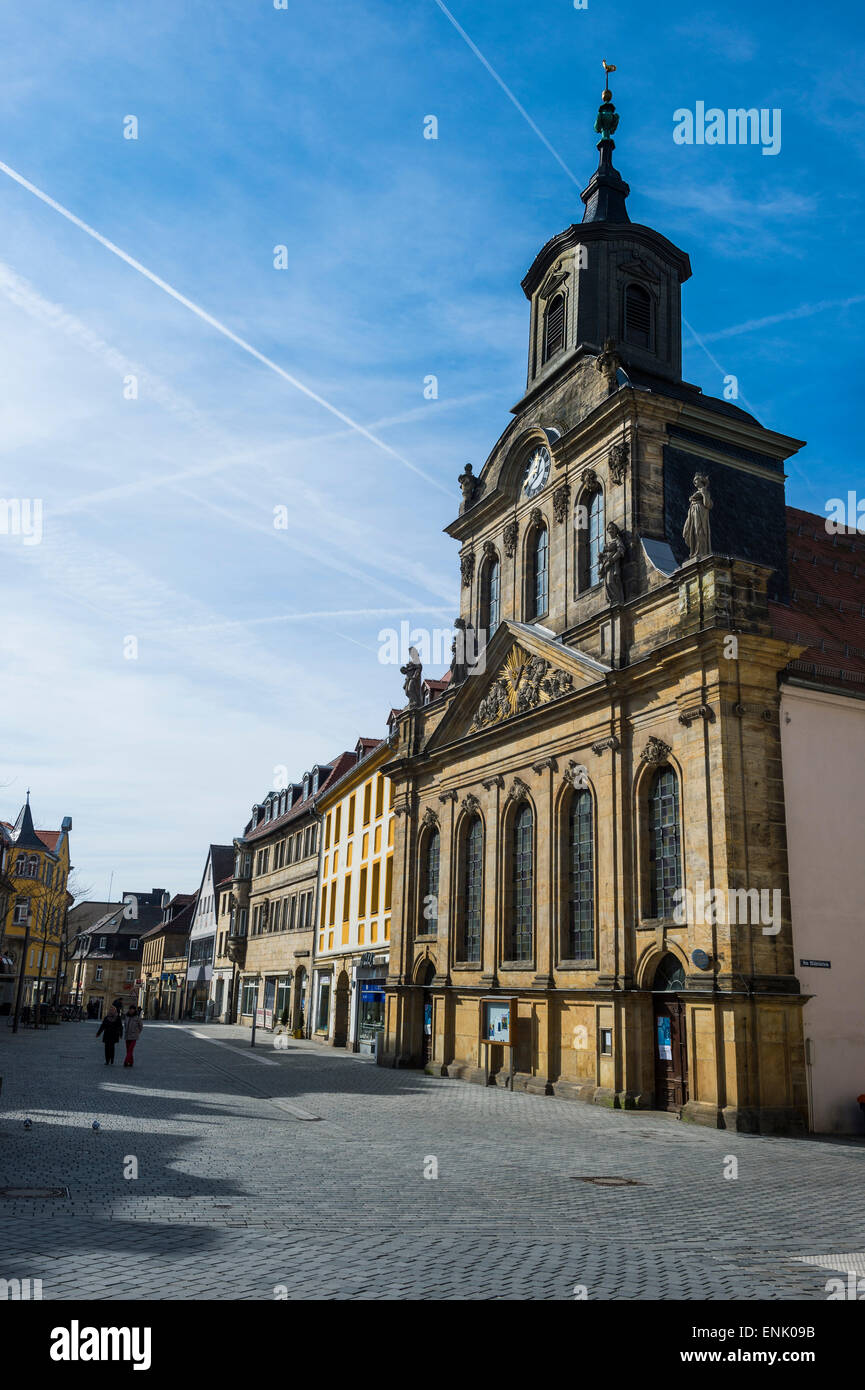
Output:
[[543, 293, 565, 362], [624, 283, 651, 349]]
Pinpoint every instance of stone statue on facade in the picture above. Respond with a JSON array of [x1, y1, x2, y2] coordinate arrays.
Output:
[[596, 337, 622, 393], [598, 521, 627, 606], [400, 646, 423, 707], [450, 617, 469, 685], [683, 473, 712, 559], [458, 463, 477, 510]]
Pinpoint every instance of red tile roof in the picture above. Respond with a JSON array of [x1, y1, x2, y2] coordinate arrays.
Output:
[[244, 750, 359, 842], [771, 506, 865, 692]]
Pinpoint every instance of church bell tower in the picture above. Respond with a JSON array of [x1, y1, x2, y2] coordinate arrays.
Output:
[[519, 66, 691, 409]]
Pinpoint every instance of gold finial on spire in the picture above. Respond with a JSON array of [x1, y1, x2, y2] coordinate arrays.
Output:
[[602, 60, 616, 101]]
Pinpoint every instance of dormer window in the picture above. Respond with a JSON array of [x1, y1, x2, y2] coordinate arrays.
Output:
[[265, 801, 272, 822], [303, 774, 310, 801], [542, 293, 566, 363], [312, 768, 320, 796], [624, 283, 651, 349], [251, 806, 260, 828]]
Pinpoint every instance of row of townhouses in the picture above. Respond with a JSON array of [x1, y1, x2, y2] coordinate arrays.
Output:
[[63, 726, 400, 1058]]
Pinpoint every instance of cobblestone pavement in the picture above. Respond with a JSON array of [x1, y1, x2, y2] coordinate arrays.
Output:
[[0, 1020, 863, 1300]]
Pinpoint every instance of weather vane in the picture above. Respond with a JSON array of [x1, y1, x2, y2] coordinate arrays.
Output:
[[594, 61, 619, 142]]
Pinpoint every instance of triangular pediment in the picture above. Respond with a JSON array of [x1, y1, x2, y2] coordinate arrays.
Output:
[[427, 621, 609, 750]]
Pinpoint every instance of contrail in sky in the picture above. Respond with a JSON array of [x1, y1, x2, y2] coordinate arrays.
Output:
[[0, 157, 450, 496]]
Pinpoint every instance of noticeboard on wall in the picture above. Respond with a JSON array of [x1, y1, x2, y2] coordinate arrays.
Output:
[[482, 1000, 512, 1046]]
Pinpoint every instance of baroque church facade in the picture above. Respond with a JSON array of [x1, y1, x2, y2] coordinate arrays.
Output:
[[381, 81, 811, 1135]]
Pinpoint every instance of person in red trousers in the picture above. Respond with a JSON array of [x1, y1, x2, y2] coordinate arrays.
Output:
[[123, 1006, 143, 1067]]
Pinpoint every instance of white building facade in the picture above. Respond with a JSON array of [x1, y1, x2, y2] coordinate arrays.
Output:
[[781, 681, 865, 1133]]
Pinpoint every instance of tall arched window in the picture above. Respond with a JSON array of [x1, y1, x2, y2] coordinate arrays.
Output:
[[568, 790, 594, 959], [543, 293, 565, 362], [625, 283, 651, 349], [578, 487, 604, 592], [459, 816, 483, 962], [481, 552, 500, 639], [509, 803, 534, 961], [528, 524, 549, 619], [422, 829, 440, 935], [648, 766, 682, 918]]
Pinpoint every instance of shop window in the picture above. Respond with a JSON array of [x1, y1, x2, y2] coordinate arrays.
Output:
[[317, 980, 331, 1032]]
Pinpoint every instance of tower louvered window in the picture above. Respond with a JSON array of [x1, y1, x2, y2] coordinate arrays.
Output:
[[543, 293, 566, 362], [625, 283, 651, 348]]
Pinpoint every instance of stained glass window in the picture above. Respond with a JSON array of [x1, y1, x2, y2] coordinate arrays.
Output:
[[568, 790, 594, 959], [649, 767, 681, 918], [423, 830, 440, 934], [510, 803, 533, 961], [461, 817, 483, 962]]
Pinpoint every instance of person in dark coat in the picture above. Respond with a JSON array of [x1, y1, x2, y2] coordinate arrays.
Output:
[[96, 1006, 122, 1064]]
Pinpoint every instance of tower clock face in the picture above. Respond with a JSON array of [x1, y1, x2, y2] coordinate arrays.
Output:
[[522, 445, 551, 499]]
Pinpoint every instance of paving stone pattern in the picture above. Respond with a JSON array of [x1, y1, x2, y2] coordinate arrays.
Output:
[[0, 1021, 862, 1301]]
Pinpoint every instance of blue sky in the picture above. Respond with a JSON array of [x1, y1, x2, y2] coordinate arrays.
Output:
[[0, 0, 861, 897]]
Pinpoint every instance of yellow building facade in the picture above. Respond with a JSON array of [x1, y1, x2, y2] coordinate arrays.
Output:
[[313, 738, 393, 1052], [0, 798, 72, 1015]]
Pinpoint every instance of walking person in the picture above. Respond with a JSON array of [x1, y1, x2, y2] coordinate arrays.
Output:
[[96, 1006, 122, 1065], [123, 1006, 143, 1068]]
